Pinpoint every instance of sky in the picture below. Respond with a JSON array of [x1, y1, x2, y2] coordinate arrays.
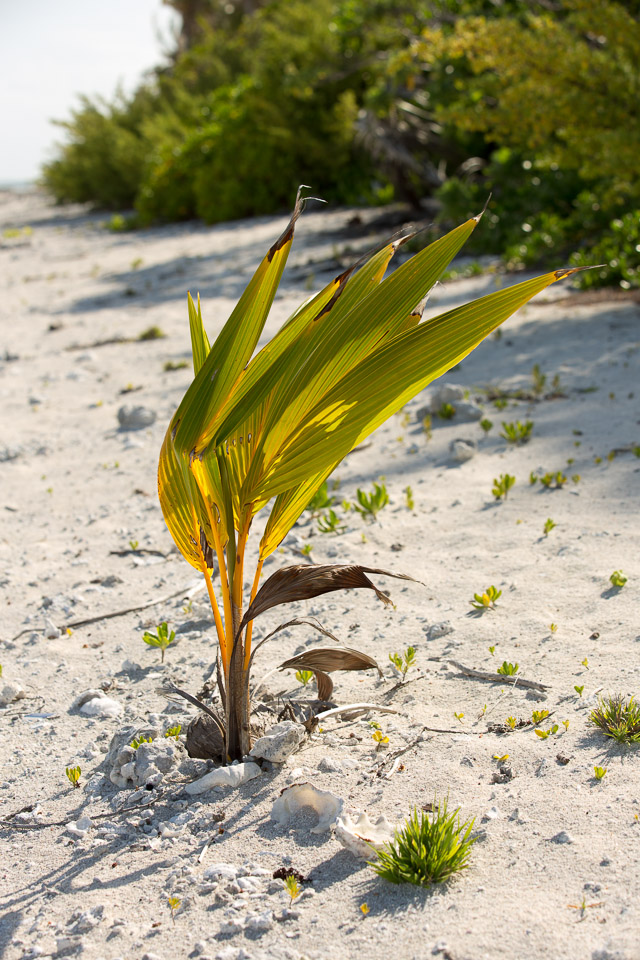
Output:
[[0, 0, 180, 184]]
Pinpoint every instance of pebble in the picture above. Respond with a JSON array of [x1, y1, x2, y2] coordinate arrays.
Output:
[[203, 863, 238, 881], [244, 910, 273, 935], [550, 830, 574, 844], [66, 816, 93, 838], [482, 806, 502, 821], [449, 438, 476, 462], [0, 680, 26, 706], [185, 761, 261, 795], [249, 721, 305, 763], [79, 695, 122, 718], [425, 621, 453, 641], [117, 405, 156, 430]]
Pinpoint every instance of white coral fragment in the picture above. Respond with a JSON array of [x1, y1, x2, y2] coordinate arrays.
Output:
[[333, 812, 396, 858], [271, 782, 344, 834]]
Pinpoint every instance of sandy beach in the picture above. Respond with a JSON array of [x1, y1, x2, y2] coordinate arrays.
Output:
[[1, 187, 639, 960]]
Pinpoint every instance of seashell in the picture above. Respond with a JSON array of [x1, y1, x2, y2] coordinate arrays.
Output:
[[271, 782, 344, 834], [333, 812, 396, 859]]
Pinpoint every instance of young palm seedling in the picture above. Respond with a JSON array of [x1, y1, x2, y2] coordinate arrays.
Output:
[[492, 474, 516, 500], [353, 481, 389, 520], [589, 694, 640, 744], [156, 189, 584, 761], [370, 798, 476, 887], [142, 621, 175, 663], [470, 585, 502, 610]]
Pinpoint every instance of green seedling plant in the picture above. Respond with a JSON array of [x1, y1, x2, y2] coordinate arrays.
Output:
[[535, 724, 558, 739], [470, 585, 502, 610], [501, 420, 534, 444], [404, 485, 414, 510], [562, 719, 570, 732], [142, 621, 175, 662], [371, 798, 476, 887], [494, 397, 508, 411], [532, 709, 550, 724], [454, 711, 465, 723], [65, 766, 81, 789], [164, 725, 182, 740], [609, 570, 628, 588], [497, 661, 519, 676], [581, 657, 589, 670], [305, 480, 335, 516], [389, 646, 416, 679], [593, 766, 607, 781], [506, 716, 517, 730], [129, 539, 139, 550], [492, 473, 516, 500], [540, 471, 567, 489], [168, 896, 180, 924], [588, 694, 640, 744], [550, 623, 558, 633], [488, 645, 496, 656], [372, 729, 390, 750], [353, 481, 389, 520], [300, 542, 313, 556], [295, 669, 314, 687], [574, 685, 584, 698], [131, 735, 154, 750], [437, 402, 456, 420], [317, 509, 345, 534], [164, 359, 189, 371], [531, 364, 546, 396], [284, 875, 301, 905], [479, 418, 493, 434], [360, 903, 370, 917], [543, 518, 556, 536], [155, 190, 583, 761], [422, 414, 432, 439], [138, 325, 165, 341]]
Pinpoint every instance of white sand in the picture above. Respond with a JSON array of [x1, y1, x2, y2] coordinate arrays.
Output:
[[1, 188, 639, 960]]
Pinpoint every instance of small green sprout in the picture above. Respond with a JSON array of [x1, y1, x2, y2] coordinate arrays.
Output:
[[437, 402, 456, 420], [164, 359, 189, 371], [609, 570, 628, 588], [488, 645, 496, 656], [167, 895, 181, 923], [182, 598, 193, 614], [506, 716, 517, 730], [0, 664, 2, 676], [295, 669, 314, 687], [129, 539, 139, 551], [479, 418, 493, 434], [572, 474, 581, 484], [301, 542, 313, 556], [353, 481, 389, 520], [562, 719, 570, 732], [531, 364, 546, 396], [388, 646, 416, 679], [142, 621, 175, 662], [470, 585, 502, 610], [138, 325, 165, 341], [540, 471, 567, 489], [574, 685, 584, 698], [549, 623, 558, 633], [404, 486, 415, 510], [317, 509, 346, 534], [372, 729, 390, 750], [532, 709, 550, 724], [497, 661, 519, 676], [306, 481, 335, 516], [370, 799, 476, 887], [422, 414, 432, 439], [588, 694, 640, 744], [284, 875, 301, 905], [492, 474, 516, 500], [360, 902, 370, 917], [131, 735, 154, 750], [130, 257, 143, 270], [454, 711, 465, 723], [543, 518, 556, 536], [593, 766, 607, 782], [581, 657, 589, 670], [493, 753, 509, 761], [65, 766, 81, 789], [529, 471, 538, 485], [534, 725, 558, 740], [164, 725, 182, 740], [494, 398, 508, 411], [501, 420, 534, 444]]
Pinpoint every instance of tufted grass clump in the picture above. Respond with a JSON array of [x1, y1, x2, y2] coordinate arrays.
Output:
[[589, 694, 640, 745], [370, 798, 476, 887]]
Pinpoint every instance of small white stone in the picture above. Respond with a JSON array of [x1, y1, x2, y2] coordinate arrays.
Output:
[[66, 816, 92, 838], [449, 438, 476, 462], [425, 621, 453, 641], [249, 721, 305, 763], [482, 806, 501, 822], [80, 696, 122, 718], [244, 910, 273, 934], [203, 863, 238, 881], [0, 680, 26, 706], [185, 762, 261, 795]]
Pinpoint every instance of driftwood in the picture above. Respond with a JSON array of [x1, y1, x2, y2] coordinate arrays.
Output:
[[429, 658, 549, 693]]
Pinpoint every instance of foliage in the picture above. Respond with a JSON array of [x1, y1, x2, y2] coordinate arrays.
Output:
[[470, 585, 501, 610], [131, 735, 154, 750], [284, 875, 301, 904], [353, 481, 389, 520], [609, 570, 628, 588], [305, 480, 335, 516], [295, 669, 314, 686], [164, 724, 182, 739], [142, 622, 176, 662], [370, 799, 476, 886], [593, 766, 607, 781], [500, 420, 533, 444], [65, 766, 81, 789], [492, 474, 515, 500], [479, 418, 493, 434], [317, 508, 346, 535], [389, 646, 416, 679], [496, 660, 518, 676], [589, 694, 640, 744], [156, 196, 581, 761], [543, 518, 556, 536], [534, 724, 558, 740]]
